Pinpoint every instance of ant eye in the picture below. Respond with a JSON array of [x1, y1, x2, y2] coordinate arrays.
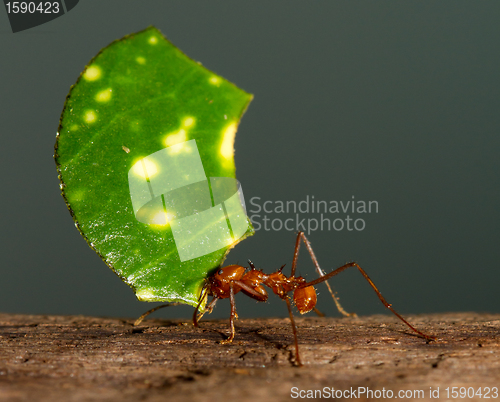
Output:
[[218, 269, 224, 275]]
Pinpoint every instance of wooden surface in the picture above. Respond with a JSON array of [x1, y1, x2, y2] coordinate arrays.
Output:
[[0, 312, 499, 401]]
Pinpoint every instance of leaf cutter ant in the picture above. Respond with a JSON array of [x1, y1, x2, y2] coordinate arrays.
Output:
[[135, 231, 435, 366]]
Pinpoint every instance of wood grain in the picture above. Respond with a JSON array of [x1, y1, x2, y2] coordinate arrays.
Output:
[[0, 312, 498, 401]]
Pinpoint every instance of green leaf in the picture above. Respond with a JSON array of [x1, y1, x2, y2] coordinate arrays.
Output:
[[55, 27, 254, 307]]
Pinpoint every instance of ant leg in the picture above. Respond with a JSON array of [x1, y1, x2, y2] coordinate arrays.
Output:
[[284, 296, 303, 366], [195, 296, 219, 325], [193, 287, 213, 327], [292, 232, 325, 317], [300, 232, 355, 317], [133, 303, 181, 326], [220, 282, 237, 343], [290, 231, 302, 276], [233, 279, 269, 301], [293, 231, 355, 317], [299, 262, 435, 340], [312, 307, 325, 317]]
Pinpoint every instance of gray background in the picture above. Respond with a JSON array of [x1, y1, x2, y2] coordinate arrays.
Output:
[[1, 1, 499, 321]]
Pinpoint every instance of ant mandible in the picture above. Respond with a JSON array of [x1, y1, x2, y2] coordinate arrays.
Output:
[[135, 231, 435, 366]]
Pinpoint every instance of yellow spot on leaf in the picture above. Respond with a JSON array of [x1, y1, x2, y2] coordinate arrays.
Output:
[[220, 122, 237, 159], [151, 210, 169, 225], [164, 129, 187, 147], [96, 88, 112, 102], [209, 76, 220, 85], [132, 158, 158, 179], [183, 117, 195, 128], [168, 141, 193, 155], [148, 36, 158, 45], [84, 111, 97, 123], [136, 56, 146, 65], [70, 124, 79, 131], [83, 66, 101, 81]]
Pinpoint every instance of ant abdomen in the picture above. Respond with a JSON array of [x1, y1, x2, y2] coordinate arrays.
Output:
[[293, 286, 317, 314]]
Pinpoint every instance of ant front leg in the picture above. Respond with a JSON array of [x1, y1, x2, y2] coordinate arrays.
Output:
[[292, 231, 356, 317], [216, 278, 264, 343], [299, 262, 435, 340], [193, 287, 218, 327]]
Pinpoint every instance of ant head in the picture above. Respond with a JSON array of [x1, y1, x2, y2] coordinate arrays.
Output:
[[213, 265, 246, 283]]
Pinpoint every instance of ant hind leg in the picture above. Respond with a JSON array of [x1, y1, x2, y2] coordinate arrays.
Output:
[[299, 261, 435, 340]]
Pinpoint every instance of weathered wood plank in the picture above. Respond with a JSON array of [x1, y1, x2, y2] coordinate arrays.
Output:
[[0, 313, 498, 401]]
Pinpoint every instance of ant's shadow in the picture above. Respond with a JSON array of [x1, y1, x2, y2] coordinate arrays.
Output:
[[199, 323, 289, 351]]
